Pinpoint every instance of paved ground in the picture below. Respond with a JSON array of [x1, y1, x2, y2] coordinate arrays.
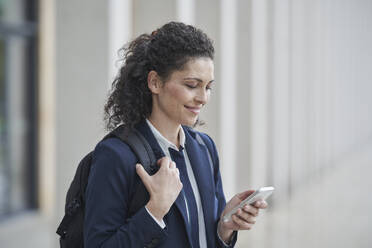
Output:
[[237, 145, 372, 248], [0, 211, 54, 247]]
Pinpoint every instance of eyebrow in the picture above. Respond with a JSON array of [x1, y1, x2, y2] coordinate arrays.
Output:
[[183, 77, 215, 84]]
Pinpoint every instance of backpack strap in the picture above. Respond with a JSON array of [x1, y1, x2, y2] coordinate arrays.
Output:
[[109, 125, 157, 174], [106, 125, 157, 216]]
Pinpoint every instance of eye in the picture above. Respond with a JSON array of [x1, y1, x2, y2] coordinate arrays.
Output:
[[185, 82, 198, 89], [185, 84, 197, 89]]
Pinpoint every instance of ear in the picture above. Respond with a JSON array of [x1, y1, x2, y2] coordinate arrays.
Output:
[[147, 70, 162, 94]]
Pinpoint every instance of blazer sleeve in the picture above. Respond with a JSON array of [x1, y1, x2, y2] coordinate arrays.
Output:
[[199, 133, 238, 248], [84, 138, 168, 248]]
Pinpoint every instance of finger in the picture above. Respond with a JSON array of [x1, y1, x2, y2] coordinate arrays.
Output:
[[236, 190, 255, 201], [236, 208, 256, 224], [255, 200, 268, 209], [232, 214, 252, 230], [157, 156, 170, 166], [243, 204, 259, 217], [156, 157, 164, 165], [158, 157, 171, 170], [136, 164, 151, 187], [169, 161, 176, 169]]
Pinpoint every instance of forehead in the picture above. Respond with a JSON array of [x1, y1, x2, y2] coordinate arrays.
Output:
[[167, 57, 214, 81]]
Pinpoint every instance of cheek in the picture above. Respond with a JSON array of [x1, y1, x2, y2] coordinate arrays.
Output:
[[167, 87, 189, 105]]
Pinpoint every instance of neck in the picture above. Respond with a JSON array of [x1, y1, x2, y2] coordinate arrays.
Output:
[[148, 115, 181, 147]]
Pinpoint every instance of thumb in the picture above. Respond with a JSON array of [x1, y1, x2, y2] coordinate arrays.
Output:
[[237, 190, 255, 200], [136, 163, 151, 187]]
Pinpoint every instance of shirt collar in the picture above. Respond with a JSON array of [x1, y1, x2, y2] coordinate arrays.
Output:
[[146, 119, 185, 151]]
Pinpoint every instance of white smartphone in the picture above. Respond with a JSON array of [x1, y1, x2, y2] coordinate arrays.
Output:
[[222, 186, 275, 223]]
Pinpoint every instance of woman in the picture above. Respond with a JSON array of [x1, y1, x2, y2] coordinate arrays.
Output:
[[84, 22, 267, 248]]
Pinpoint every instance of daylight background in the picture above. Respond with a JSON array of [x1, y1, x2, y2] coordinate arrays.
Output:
[[0, 0, 371, 247]]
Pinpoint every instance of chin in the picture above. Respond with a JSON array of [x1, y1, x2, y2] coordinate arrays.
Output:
[[182, 118, 198, 127]]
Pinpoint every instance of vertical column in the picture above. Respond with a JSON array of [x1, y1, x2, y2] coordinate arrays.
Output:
[[219, 0, 237, 199], [193, 0, 221, 146], [235, 0, 252, 192], [249, 0, 269, 188], [108, 0, 133, 86], [38, 0, 56, 218], [271, 0, 290, 198], [289, 0, 306, 188], [133, 0, 176, 36], [267, 1, 291, 247], [176, 0, 195, 25], [39, 1, 57, 247]]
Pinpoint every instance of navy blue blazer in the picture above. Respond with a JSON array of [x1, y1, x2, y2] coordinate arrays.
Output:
[[84, 120, 237, 247]]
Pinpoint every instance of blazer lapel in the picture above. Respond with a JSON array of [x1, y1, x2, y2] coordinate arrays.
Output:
[[135, 120, 193, 244], [184, 128, 216, 247]]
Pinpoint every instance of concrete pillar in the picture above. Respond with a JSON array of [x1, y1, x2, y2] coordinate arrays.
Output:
[[271, 0, 291, 199], [248, 0, 269, 189], [176, 0, 195, 25], [39, 0, 56, 219], [108, 0, 133, 86], [235, 0, 252, 193], [219, 0, 237, 199], [133, 0, 176, 35], [193, 0, 221, 146]]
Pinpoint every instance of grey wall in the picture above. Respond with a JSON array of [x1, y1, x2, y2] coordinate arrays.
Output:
[[133, 0, 176, 36], [55, 0, 109, 229]]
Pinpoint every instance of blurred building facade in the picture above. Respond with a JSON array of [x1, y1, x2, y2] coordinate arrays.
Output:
[[0, 0, 38, 218], [0, 0, 372, 247]]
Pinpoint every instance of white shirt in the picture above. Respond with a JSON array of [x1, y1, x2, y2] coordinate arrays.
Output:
[[145, 119, 208, 248]]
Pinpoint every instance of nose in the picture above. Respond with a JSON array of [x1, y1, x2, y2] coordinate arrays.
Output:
[[195, 88, 209, 105]]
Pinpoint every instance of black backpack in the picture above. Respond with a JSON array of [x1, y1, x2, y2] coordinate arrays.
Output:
[[56, 125, 158, 248]]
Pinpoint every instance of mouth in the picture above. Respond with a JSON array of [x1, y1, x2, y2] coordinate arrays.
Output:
[[185, 106, 201, 115]]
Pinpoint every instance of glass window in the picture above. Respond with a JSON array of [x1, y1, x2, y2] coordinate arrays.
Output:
[[0, 0, 38, 218]]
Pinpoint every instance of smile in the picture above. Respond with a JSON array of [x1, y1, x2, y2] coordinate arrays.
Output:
[[185, 106, 201, 115]]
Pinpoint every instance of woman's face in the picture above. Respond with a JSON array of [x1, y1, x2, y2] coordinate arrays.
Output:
[[150, 57, 214, 127]]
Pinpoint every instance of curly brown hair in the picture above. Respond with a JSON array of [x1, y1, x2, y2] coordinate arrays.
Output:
[[104, 22, 215, 130]]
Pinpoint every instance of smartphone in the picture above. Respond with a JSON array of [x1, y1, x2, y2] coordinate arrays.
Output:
[[222, 186, 274, 223]]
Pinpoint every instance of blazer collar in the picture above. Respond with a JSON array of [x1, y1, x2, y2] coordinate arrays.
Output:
[[145, 119, 186, 151]]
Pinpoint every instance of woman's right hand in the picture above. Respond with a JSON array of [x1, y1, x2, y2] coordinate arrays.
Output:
[[136, 157, 183, 221]]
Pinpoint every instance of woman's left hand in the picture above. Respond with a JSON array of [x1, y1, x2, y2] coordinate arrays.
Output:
[[217, 190, 268, 243]]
